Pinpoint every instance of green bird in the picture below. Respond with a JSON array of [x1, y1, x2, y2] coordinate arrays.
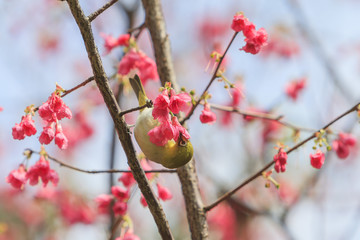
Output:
[[129, 75, 193, 169]]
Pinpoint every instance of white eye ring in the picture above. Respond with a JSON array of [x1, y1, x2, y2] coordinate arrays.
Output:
[[179, 139, 187, 147]]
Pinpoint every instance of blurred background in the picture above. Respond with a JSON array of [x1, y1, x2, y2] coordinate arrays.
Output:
[[1, 0, 360, 239]]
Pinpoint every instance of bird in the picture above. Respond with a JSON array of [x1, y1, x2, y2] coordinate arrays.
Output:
[[129, 75, 193, 169]]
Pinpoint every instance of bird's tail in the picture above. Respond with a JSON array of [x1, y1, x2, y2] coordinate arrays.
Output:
[[129, 75, 148, 110]]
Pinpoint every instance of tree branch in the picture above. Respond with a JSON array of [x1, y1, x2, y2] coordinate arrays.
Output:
[[119, 100, 153, 117], [65, 0, 174, 238], [204, 102, 359, 212], [61, 76, 95, 97], [141, 0, 209, 238], [141, 0, 178, 90], [88, 0, 118, 22]]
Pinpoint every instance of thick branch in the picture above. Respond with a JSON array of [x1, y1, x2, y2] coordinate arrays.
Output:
[[65, 0, 173, 239], [204, 102, 359, 211], [141, 0, 178, 90], [141, 0, 209, 239]]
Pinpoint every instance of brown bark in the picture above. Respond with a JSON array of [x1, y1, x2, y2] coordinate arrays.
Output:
[[65, 0, 173, 239], [141, 0, 209, 239]]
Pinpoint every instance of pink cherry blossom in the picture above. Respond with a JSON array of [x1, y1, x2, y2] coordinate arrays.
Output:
[[310, 150, 325, 169], [100, 33, 119, 54], [39, 124, 55, 145], [171, 116, 190, 141], [152, 89, 170, 121], [113, 201, 128, 216], [39, 93, 72, 123], [118, 172, 136, 187], [95, 194, 113, 214], [12, 122, 25, 140], [100, 33, 130, 55], [149, 88, 191, 146], [157, 183, 173, 201], [21, 115, 37, 136], [148, 120, 176, 146], [274, 148, 288, 173], [241, 28, 268, 54], [332, 133, 357, 159], [285, 78, 307, 101], [118, 49, 159, 85], [242, 21, 256, 39], [12, 115, 37, 140], [117, 34, 130, 46], [231, 14, 249, 32], [200, 104, 217, 124], [26, 156, 59, 187], [6, 164, 27, 190], [169, 90, 191, 114], [55, 124, 68, 149], [111, 186, 129, 201]]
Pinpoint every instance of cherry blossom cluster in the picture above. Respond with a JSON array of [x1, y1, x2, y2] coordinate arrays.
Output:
[[118, 49, 159, 85], [149, 83, 191, 146], [38, 89, 72, 149], [12, 105, 37, 140], [285, 77, 307, 101], [12, 85, 72, 150], [6, 152, 59, 190], [231, 13, 268, 54], [101, 32, 159, 86]]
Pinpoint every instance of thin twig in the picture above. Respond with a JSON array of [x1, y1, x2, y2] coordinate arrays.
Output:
[[33, 76, 95, 112], [208, 102, 316, 132], [119, 100, 153, 117], [26, 149, 177, 174], [204, 102, 359, 212], [61, 76, 95, 98], [109, 216, 123, 240], [88, 0, 118, 22], [180, 32, 238, 125], [128, 22, 146, 39]]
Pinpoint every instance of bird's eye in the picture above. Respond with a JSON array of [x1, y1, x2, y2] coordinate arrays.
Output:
[[178, 132, 187, 147], [179, 139, 187, 147]]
